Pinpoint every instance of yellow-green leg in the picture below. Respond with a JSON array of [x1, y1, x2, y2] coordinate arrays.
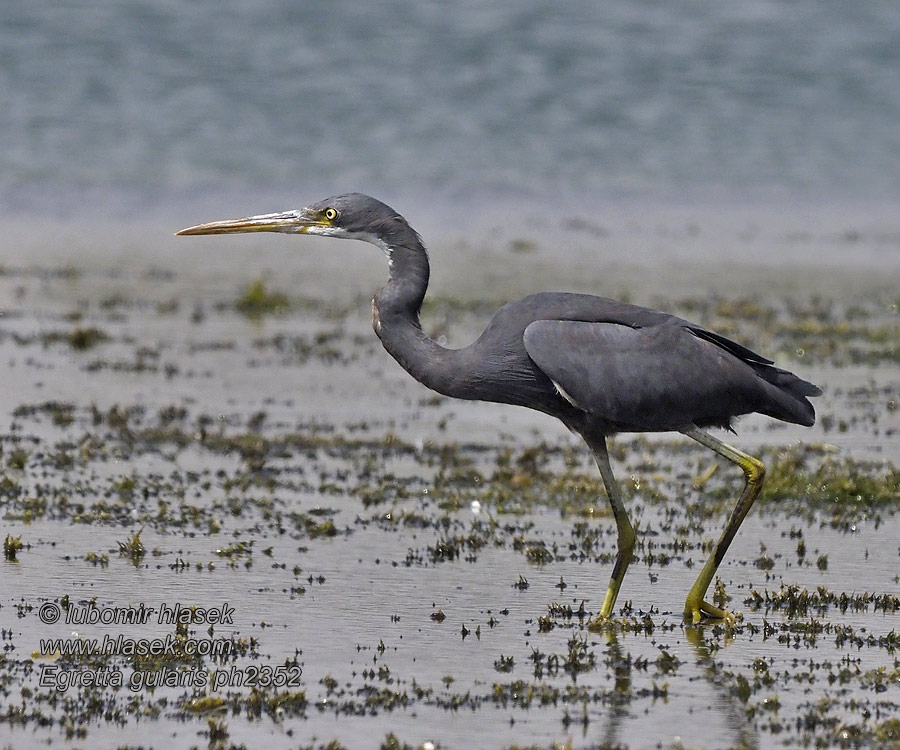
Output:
[[587, 436, 636, 622], [681, 426, 766, 625]]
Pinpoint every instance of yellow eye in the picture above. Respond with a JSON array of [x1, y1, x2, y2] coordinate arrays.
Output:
[[324, 207, 338, 221]]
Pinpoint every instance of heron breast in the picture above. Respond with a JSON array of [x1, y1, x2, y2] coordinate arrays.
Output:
[[371, 297, 382, 335]]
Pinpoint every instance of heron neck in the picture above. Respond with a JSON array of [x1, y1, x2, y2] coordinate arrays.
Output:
[[373, 242, 454, 392], [378, 243, 430, 321]]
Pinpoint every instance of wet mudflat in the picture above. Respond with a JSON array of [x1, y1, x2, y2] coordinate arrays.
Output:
[[1, 206, 899, 750]]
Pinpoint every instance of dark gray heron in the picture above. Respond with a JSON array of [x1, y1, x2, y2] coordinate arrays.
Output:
[[178, 193, 821, 625]]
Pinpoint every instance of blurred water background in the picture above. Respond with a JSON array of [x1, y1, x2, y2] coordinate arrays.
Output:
[[3, 0, 900, 221]]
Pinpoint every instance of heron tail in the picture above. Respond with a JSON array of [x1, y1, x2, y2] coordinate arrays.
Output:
[[754, 363, 822, 427]]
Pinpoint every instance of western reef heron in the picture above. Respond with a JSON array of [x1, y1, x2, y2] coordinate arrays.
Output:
[[178, 193, 821, 625]]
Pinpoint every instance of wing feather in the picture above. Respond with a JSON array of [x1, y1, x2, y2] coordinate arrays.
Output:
[[523, 319, 762, 430]]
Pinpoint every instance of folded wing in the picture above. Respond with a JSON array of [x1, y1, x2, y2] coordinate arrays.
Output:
[[523, 319, 817, 430]]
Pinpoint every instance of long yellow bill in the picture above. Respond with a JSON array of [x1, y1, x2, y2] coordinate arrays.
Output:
[[176, 210, 326, 236]]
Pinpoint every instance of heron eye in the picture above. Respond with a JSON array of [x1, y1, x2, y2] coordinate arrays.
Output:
[[324, 207, 339, 221]]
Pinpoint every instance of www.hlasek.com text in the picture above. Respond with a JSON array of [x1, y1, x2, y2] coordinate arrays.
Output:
[[40, 633, 235, 659]]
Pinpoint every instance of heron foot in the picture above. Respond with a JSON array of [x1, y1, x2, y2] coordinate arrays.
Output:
[[685, 599, 741, 626], [587, 614, 612, 633], [691, 462, 719, 491]]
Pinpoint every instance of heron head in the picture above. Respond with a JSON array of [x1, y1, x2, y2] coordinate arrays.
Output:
[[177, 193, 417, 256]]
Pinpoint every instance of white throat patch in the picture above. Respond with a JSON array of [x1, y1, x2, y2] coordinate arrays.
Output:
[[355, 231, 395, 266], [305, 226, 396, 268]]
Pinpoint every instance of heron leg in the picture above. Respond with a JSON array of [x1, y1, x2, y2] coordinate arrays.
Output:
[[681, 426, 766, 625], [587, 436, 636, 620]]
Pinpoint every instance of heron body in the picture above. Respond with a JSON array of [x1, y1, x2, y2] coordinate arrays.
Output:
[[178, 193, 821, 625]]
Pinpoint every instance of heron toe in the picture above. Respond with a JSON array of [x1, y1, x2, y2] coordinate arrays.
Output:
[[685, 597, 741, 626]]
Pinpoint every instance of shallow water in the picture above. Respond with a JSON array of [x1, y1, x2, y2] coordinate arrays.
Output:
[[4, 1, 900, 202], [1, 204, 898, 749]]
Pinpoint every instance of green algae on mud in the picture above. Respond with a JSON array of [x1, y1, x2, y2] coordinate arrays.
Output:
[[3, 397, 899, 746], [1, 251, 899, 748], [5, 401, 896, 561], [235, 276, 291, 318], [3, 533, 24, 560]]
